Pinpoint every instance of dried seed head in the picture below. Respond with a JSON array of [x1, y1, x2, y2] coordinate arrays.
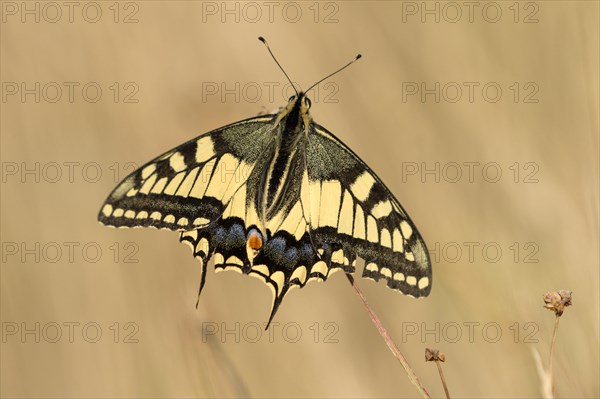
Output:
[[543, 290, 572, 316], [425, 348, 445, 362]]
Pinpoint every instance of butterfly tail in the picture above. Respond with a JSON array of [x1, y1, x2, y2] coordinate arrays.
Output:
[[180, 229, 214, 309]]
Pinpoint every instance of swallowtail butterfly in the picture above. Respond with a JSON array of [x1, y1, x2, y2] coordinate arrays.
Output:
[[98, 37, 431, 327]]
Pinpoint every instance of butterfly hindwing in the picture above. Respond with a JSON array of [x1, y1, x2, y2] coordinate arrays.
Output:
[[98, 114, 276, 230], [179, 188, 324, 325]]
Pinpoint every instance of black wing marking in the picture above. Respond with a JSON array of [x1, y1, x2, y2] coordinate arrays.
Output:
[[300, 123, 432, 298], [98, 114, 276, 230]]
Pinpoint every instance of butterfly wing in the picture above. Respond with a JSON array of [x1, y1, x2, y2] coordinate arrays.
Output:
[[98, 114, 276, 230], [99, 114, 281, 313], [301, 123, 432, 298]]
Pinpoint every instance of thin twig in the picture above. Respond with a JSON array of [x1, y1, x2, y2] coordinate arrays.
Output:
[[548, 314, 560, 394], [346, 273, 431, 399], [426, 348, 450, 399], [542, 290, 572, 397], [435, 360, 450, 399]]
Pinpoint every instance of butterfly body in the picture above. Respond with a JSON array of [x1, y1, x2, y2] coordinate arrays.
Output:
[[256, 93, 309, 226], [99, 87, 431, 327]]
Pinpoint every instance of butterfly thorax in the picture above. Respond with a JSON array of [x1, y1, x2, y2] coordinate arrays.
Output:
[[273, 92, 313, 130], [257, 94, 312, 227]]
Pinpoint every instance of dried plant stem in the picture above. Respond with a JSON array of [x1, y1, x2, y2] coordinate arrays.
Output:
[[435, 361, 450, 399], [548, 314, 560, 393], [346, 274, 431, 399], [539, 289, 571, 398]]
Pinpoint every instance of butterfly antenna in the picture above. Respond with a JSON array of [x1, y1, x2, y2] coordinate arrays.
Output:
[[305, 54, 362, 94], [258, 36, 298, 96]]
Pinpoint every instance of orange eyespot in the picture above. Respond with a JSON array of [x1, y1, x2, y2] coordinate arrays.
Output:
[[248, 231, 263, 251]]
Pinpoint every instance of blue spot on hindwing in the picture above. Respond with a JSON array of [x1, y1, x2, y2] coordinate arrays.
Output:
[[214, 226, 226, 243], [284, 247, 299, 263], [229, 223, 245, 241]]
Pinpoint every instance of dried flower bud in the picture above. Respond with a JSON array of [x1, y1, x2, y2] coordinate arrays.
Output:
[[543, 290, 572, 316], [425, 348, 445, 362]]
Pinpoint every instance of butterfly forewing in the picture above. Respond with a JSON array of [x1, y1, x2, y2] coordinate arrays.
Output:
[[98, 114, 276, 230], [303, 124, 431, 297]]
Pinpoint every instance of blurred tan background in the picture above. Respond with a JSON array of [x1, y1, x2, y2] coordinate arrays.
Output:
[[1, 1, 598, 398]]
